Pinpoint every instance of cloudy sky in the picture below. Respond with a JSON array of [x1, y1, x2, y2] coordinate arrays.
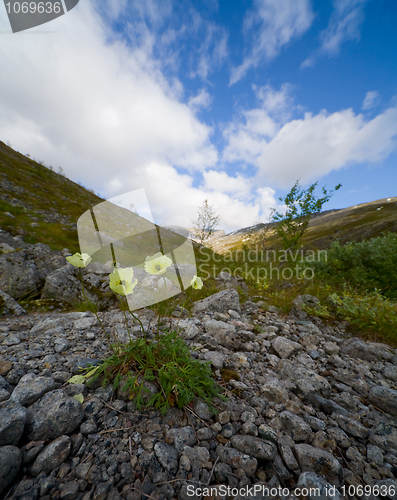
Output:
[[0, 0, 396, 232]]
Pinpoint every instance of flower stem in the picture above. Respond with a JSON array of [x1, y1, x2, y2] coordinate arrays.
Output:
[[116, 295, 132, 343], [125, 299, 147, 343]]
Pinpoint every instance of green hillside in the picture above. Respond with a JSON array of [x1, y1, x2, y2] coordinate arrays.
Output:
[[211, 197, 397, 254], [0, 141, 103, 251]]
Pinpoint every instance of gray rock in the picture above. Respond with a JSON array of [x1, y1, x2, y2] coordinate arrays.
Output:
[[29, 435, 71, 476], [54, 338, 71, 352], [154, 441, 179, 474], [294, 444, 343, 486], [193, 399, 213, 420], [261, 378, 289, 403], [203, 351, 226, 369], [306, 394, 348, 416], [0, 389, 9, 402], [0, 445, 22, 495], [327, 428, 351, 449], [215, 445, 258, 476], [177, 319, 200, 340], [41, 264, 85, 306], [203, 319, 237, 349], [278, 360, 331, 396], [279, 411, 313, 442], [340, 338, 390, 362], [292, 295, 320, 309], [333, 415, 368, 439], [2, 334, 21, 346], [10, 373, 56, 406], [166, 426, 197, 452], [59, 480, 79, 500], [367, 444, 384, 466], [183, 445, 210, 464], [258, 424, 278, 444], [368, 385, 397, 417], [369, 422, 397, 452], [73, 316, 97, 330], [230, 435, 277, 460], [383, 364, 397, 382], [25, 389, 84, 441], [278, 435, 299, 471], [192, 288, 241, 314], [0, 400, 26, 446], [296, 472, 343, 500], [0, 289, 26, 316], [272, 337, 301, 359], [323, 342, 340, 355], [0, 254, 43, 299]]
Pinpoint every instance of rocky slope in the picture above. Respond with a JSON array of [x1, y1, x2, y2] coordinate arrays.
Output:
[[1, 237, 397, 499]]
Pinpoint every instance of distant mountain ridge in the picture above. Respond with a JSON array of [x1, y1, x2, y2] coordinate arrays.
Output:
[[210, 197, 397, 253]]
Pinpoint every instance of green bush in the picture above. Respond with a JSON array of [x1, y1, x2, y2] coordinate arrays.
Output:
[[328, 289, 397, 342], [305, 233, 397, 299]]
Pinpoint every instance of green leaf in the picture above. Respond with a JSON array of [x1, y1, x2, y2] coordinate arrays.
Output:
[[68, 375, 86, 385], [85, 366, 99, 378], [74, 393, 84, 403]]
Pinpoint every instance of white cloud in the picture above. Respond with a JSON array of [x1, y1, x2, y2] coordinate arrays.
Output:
[[230, 0, 314, 84], [222, 84, 294, 163], [302, 0, 368, 68], [222, 82, 397, 188], [0, 1, 218, 181], [202, 170, 252, 199], [362, 90, 379, 110], [188, 14, 229, 80], [188, 89, 212, 112], [256, 107, 397, 186], [105, 162, 275, 233]]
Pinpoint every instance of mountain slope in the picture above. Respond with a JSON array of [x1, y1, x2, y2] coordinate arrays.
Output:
[[210, 197, 397, 253], [0, 141, 103, 251]]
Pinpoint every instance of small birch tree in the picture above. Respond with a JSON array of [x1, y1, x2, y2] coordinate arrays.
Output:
[[192, 199, 221, 245], [271, 180, 342, 250]]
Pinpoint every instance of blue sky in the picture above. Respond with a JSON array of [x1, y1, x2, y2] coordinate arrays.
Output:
[[0, 0, 396, 232]]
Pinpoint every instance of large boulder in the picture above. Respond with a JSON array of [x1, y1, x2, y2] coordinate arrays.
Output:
[[368, 386, 397, 417], [25, 389, 84, 441], [192, 288, 241, 314], [40, 264, 82, 305], [0, 401, 27, 446], [25, 243, 65, 276], [29, 435, 71, 476], [340, 338, 391, 362], [294, 444, 343, 486], [0, 251, 43, 299], [0, 445, 22, 495]]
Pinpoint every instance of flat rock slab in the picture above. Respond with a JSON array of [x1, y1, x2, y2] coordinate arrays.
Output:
[[230, 435, 277, 460], [192, 288, 241, 314], [25, 389, 83, 441], [10, 373, 56, 406]]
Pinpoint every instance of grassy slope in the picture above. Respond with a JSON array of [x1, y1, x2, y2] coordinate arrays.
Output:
[[211, 197, 397, 254], [0, 141, 103, 252]]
